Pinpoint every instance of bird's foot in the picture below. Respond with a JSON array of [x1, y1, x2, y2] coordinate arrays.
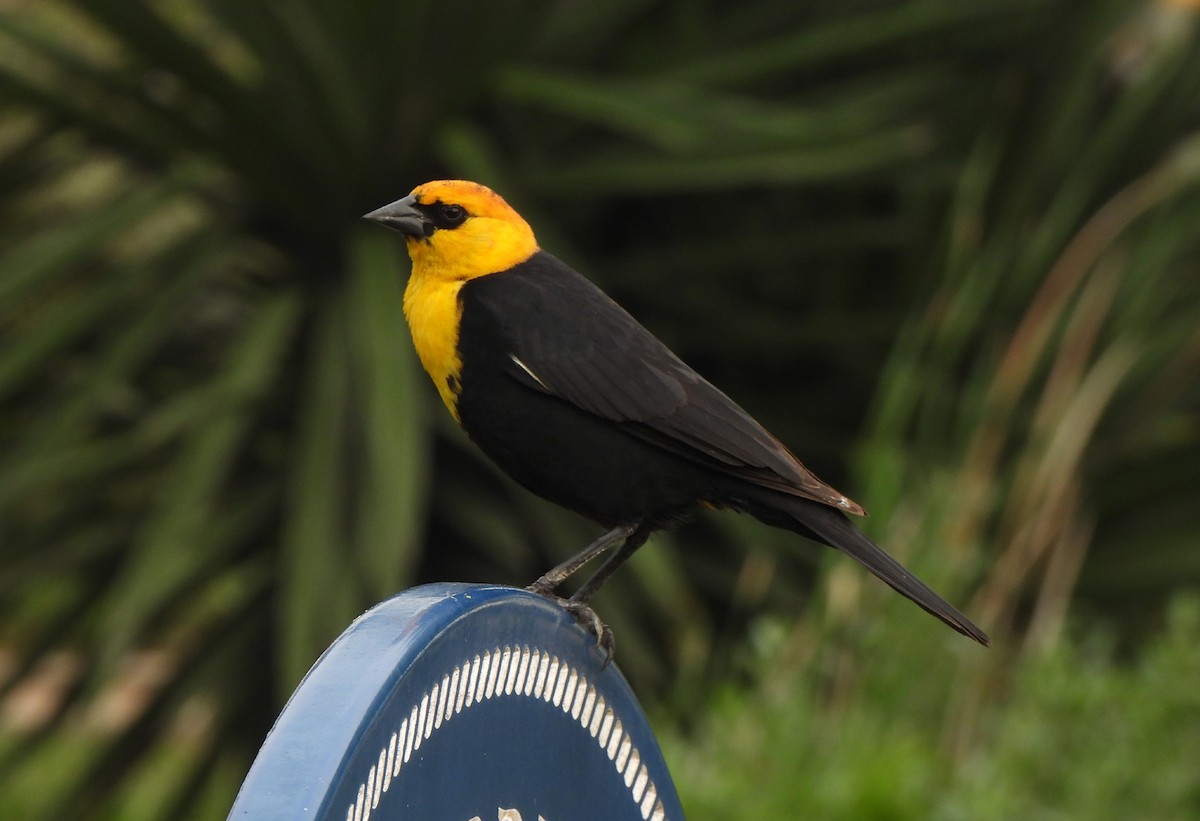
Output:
[[527, 587, 615, 668], [564, 598, 615, 667]]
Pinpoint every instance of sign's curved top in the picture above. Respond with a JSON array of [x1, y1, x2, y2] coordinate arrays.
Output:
[[229, 584, 686, 821]]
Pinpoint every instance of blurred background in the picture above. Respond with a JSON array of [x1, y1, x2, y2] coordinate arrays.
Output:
[[1, 0, 1198, 817]]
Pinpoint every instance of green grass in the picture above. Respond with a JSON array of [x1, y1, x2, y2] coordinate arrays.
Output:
[[665, 594, 1200, 820]]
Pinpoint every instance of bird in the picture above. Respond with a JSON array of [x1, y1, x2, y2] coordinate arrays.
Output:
[[364, 180, 989, 652]]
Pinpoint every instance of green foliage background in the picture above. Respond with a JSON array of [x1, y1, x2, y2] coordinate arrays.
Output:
[[0, 0, 1197, 817]]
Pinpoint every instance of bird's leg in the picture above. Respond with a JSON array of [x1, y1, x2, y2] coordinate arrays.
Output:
[[557, 523, 652, 667], [526, 523, 636, 595], [526, 522, 647, 668], [569, 523, 652, 605]]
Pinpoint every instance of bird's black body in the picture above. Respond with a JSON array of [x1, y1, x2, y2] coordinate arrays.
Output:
[[453, 253, 988, 644]]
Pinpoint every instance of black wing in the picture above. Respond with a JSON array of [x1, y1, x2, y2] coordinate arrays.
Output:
[[468, 251, 865, 515]]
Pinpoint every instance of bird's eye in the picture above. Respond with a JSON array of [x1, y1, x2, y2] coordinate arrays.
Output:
[[439, 204, 467, 227]]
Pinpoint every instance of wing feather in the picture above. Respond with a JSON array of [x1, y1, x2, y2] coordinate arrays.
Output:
[[479, 253, 864, 515]]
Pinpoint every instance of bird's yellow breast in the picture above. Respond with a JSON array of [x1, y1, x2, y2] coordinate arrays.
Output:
[[403, 273, 466, 421]]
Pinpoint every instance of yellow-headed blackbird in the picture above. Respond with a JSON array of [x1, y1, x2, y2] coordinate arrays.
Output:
[[365, 180, 988, 647]]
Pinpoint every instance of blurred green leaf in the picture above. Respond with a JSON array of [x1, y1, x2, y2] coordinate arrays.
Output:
[[345, 231, 429, 599]]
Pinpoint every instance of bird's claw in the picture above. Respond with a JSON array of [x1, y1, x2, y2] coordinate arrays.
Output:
[[527, 588, 615, 668], [564, 598, 615, 667]]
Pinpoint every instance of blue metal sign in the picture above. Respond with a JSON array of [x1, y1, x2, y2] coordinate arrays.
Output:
[[230, 584, 686, 820]]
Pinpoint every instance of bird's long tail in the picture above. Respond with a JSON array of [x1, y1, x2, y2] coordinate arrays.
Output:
[[748, 496, 990, 646]]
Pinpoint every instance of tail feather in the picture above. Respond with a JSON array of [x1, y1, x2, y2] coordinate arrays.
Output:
[[751, 497, 990, 646]]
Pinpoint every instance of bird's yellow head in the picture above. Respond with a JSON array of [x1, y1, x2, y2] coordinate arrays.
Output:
[[364, 180, 538, 281], [364, 181, 538, 420]]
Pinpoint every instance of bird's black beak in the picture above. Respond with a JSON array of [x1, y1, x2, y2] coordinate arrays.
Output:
[[363, 194, 430, 237]]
